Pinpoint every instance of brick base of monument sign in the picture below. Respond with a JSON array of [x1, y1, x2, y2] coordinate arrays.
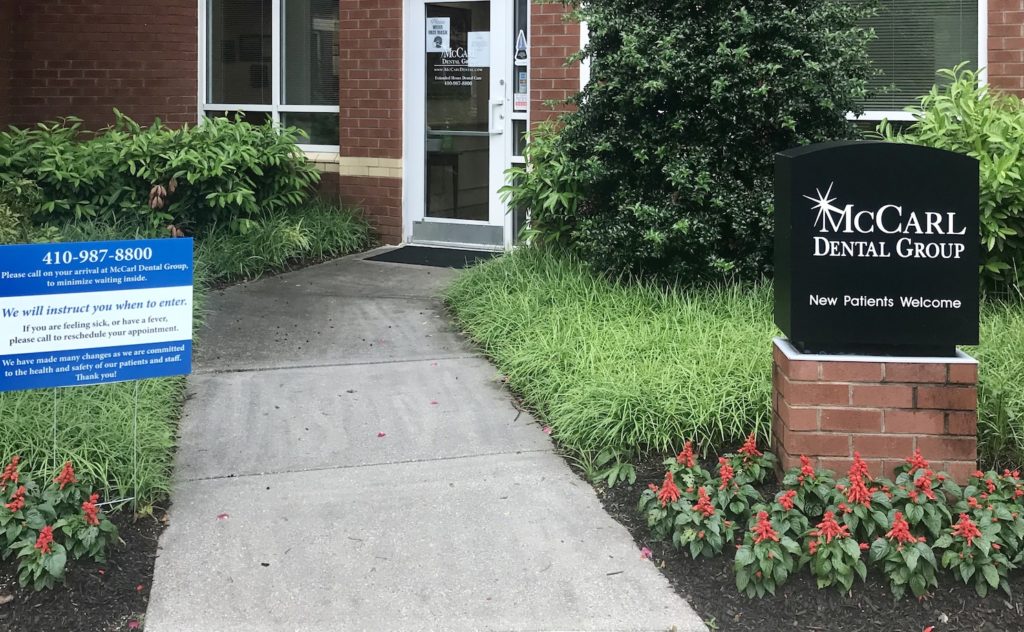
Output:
[[771, 338, 979, 483]]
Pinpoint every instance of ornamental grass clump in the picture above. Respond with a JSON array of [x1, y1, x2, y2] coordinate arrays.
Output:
[[0, 456, 118, 591]]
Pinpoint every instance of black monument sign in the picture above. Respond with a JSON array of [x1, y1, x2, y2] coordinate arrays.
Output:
[[775, 141, 979, 356]]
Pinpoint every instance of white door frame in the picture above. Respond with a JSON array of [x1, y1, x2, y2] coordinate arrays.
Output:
[[402, 0, 514, 249]]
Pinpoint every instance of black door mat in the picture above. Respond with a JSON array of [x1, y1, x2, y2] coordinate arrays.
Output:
[[365, 246, 501, 269]]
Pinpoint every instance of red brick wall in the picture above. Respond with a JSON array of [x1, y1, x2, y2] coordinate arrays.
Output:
[[7, 0, 197, 130], [989, 0, 1024, 96], [772, 341, 978, 483], [338, 0, 403, 244], [339, 0, 402, 159], [530, 1, 580, 125], [0, 0, 13, 128]]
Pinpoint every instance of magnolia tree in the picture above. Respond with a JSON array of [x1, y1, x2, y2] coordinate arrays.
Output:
[[554, 0, 878, 281]]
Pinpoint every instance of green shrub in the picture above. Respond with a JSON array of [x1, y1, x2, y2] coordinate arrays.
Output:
[[0, 179, 58, 244], [552, 0, 877, 282], [880, 65, 1024, 291], [0, 111, 320, 233], [444, 249, 777, 458], [499, 122, 581, 249]]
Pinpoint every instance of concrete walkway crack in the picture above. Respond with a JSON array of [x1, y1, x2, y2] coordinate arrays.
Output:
[[194, 353, 482, 375], [175, 448, 556, 484]]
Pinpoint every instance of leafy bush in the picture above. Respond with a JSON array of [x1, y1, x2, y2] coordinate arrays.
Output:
[[880, 65, 1024, 291], [499, 122, 581, 249], [0, 111, 320, 233], [550, 0, 877, 281], [1, 458, 118, 591], [0, 179, 59, 245]]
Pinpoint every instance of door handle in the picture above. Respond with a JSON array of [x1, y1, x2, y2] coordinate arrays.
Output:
[[488, 99, 505, 135]]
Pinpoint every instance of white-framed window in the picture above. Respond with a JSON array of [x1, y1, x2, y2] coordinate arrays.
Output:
[[199, 0, 340, 151], [855, 0, 987, 121]]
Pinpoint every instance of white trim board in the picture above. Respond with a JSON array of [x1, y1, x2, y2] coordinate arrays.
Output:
[[773, 337, 978, 365]]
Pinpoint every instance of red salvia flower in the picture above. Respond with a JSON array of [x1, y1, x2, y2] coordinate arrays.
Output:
[[34, 526, 53, 555], [967, 496, 981, 509], [885, 511, 917, 544], [972, 470, 984, 479], [859, 542, 869, 550], [905, 449, 929, 474], [779, 490, 797, 511], [798, 452, 815, 483], [4, 485, 25, 512], [845, 475, 872, 507], [951, 513, 982, 547], [849, 452, 870, 480], [808, 539, 819, 555], [0, 455, 20, 492], [647, 483, 659, 492], [657, 471, 680, 507], [810, 511, 850, 544], [985, 478, 997, 494], [693, 487, 716, 518], [738, 433, 762, 461], [82, 493, 100, 526], [54, 461, 78, 490], [914, 470, 937, 501], [718, 457, 734, 490], [752, 511, 779, 544], [676, 441, 696, 469]]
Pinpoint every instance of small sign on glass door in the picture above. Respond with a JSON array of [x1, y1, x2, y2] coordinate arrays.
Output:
[[426, 17, 450, 52]]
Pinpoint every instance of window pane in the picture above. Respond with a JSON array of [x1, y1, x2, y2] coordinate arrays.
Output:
[[513, 119, 527, 156], [209, 0, 272, 104], [281, 112, 339, 145], [862, 1, 978, 111], [204, 110, 273, 126], [283, 0, 340, 106]]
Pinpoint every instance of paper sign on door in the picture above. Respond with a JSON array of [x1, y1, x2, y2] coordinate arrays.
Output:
[[466, 31, 490, 67], [426, 17, 450, 52]]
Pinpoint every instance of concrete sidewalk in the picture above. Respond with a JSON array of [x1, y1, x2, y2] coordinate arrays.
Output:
[[145, 248, 706, 632]]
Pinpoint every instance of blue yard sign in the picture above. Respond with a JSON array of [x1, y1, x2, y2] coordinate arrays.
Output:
[[0, 239, 194, 392]]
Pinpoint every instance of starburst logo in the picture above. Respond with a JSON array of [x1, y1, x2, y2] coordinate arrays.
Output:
[[803, 183, 852, 233]]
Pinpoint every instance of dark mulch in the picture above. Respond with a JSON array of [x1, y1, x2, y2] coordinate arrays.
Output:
[[0, 510, 165, 632], [588, 459, 1024, 632]]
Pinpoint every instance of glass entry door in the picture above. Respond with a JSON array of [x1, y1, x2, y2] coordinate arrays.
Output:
[[408, 0, 510, 247]]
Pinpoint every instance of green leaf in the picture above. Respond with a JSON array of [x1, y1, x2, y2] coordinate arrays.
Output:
[[982, 564, 1000, 588], [869, 538, 890, 563], [44, 547, 67, 578], [735, 546, 755, 566]]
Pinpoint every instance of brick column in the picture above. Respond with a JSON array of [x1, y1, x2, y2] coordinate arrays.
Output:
[[530, 1, 580, 126], [338, 0, 403, 244], [989, 0, 1024, 98], [772, 338, 978, 483]]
